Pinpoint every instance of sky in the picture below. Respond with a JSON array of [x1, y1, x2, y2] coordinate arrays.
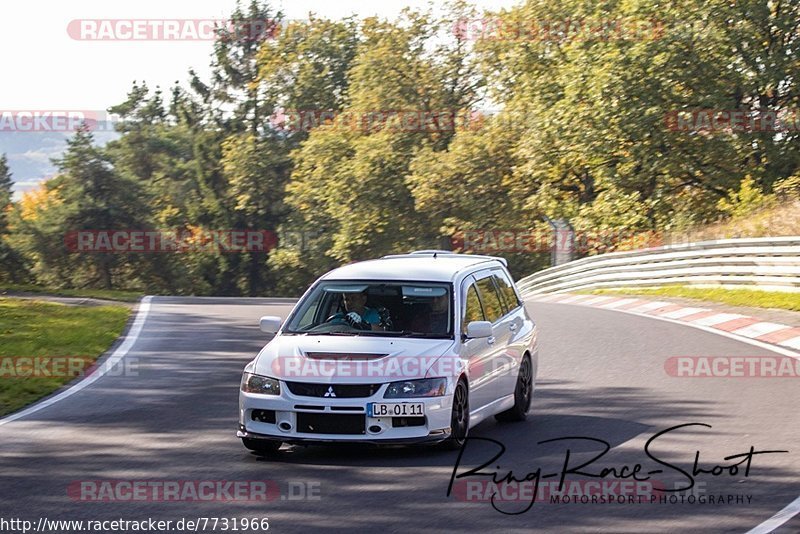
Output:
[[0, 0, 517, 194]]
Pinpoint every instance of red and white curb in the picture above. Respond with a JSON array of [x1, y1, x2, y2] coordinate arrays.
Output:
[[528, 293, 800, 352]]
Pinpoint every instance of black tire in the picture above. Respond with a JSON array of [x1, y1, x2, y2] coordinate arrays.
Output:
[[242, 438, 282, 456], [495, 355, 533, 422], [441, 378, 469, 450]]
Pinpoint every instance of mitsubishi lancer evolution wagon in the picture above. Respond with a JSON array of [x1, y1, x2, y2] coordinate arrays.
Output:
[[238, 251, 538, 454]]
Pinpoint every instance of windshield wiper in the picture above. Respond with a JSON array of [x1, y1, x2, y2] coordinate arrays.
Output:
[[390, 330, 450, 338]]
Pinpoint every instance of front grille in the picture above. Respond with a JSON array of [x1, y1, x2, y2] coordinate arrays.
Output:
[[296, 413, 365, 435], [305, 352, 387, 361], [285, 382, 382, 398], [392, 416, 426, 428]]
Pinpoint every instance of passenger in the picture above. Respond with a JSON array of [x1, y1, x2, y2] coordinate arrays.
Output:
[[410, 294, 449, 333]]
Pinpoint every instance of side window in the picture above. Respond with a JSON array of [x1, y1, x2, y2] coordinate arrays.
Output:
[[475, 276, 504, 323], [462, 283, 485, 331], [298, 302, 318, 328], [494, 270, 521, 311], [491, 275, 511, 315]]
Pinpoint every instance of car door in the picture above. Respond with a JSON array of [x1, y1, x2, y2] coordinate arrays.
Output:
[[491, 269, 526, 396], [459, 277, 495, 411], [472, 271, 514, 406]]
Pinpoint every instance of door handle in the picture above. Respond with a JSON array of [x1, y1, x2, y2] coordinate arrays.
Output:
[[487, 336, 496, 345]]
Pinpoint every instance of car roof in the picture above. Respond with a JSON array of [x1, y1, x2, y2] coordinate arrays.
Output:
[[320, 252, 506, 282]]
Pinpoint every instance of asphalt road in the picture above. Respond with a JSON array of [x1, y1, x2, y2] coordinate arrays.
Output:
[[0, 296, 798, 533]]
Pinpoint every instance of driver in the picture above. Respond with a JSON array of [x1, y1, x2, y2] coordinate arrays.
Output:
[[328, 290, 383, 331]]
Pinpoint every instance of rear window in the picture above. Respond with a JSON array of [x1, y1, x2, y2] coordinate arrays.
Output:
[[493, 270, 521, 312], [475, 276, 504, 323]]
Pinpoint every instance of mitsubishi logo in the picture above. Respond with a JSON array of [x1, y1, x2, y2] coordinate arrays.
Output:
[[323, 386, 336, 398]]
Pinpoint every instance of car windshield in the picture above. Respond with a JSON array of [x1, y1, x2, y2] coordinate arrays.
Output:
[[283, 281, 453, 338]]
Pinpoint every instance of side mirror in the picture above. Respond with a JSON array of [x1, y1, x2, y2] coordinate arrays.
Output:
[[465, 320, 492, 339], [259, 316, 283, 334]]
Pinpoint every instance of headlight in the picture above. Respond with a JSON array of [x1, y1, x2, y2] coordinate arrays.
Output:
[[241, 373, 281, 395], [384, 378, 447, 398]]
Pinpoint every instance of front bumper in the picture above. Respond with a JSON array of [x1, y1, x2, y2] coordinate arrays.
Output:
[[237, 426, 450, 445], [239, 382, 453, 444]]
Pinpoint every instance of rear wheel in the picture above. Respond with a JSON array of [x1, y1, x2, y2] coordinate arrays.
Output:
[[441, 378, 469, 450], [242, 438, 282, 456], [495, 355, 532, 422]]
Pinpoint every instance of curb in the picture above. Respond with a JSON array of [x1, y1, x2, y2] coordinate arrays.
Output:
[[528, 293, 800, 352]]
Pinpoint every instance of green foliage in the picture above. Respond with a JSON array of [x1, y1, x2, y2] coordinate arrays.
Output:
[[3, 0, 800, 295], [773, 174, 800, 200], [717, 176, 774, 218], [0, 155, 26, 283], [0, 155, 12, 234]]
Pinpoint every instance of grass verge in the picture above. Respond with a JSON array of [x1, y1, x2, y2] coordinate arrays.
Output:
[[0, 298, 131, 417], [588, 286, 800, 312], [0, 283, 142, 302]]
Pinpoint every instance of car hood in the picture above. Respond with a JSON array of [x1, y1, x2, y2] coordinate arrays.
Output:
[[252, 335, 456, 384]]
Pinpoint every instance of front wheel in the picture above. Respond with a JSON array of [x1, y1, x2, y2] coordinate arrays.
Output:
[[495, 355, 532, 422], [242, 438, 282, 456], [441, 378, 469, 450]]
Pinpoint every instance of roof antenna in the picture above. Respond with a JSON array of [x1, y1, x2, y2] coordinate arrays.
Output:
[[433, 252, 438, 258]]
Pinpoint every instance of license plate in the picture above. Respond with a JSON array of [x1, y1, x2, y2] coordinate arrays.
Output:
[[367, 402, 425, 418]]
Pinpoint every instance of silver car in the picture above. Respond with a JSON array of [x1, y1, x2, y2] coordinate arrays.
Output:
[[238, 251, 538, 454]]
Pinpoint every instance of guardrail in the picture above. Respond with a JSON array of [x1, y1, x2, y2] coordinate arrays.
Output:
[[516, 236, 800, 295]]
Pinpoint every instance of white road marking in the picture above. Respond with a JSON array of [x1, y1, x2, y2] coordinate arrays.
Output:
[[746, 495, 800, 534], [599, 298, 640, 309], [559, 294, 595, 304], [660, 307, 709, 319], [626, 300, 671, 313], [778, 336, 800, 350], [690, 313, 749, 326], [532, 294, 562, 302], [730, 322, 791, 339], [0, 296, 153, 426], [579, 296, 618, 306]]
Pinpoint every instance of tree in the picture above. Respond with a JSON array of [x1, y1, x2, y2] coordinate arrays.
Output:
[[0, 155, 12, 234], [0, 154, 27, 282], [34, 126, 151, 289], [286, 9, 481, 265]]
